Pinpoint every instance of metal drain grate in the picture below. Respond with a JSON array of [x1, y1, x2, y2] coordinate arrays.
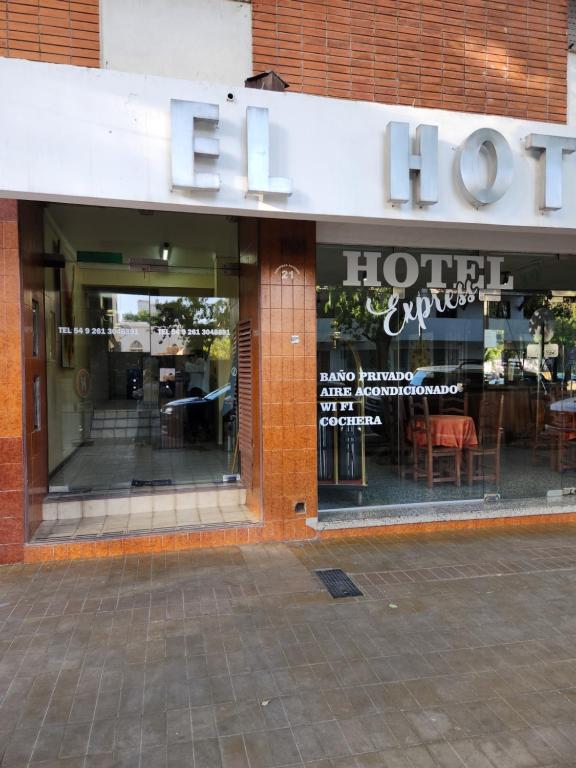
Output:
[[131, 479, 173, 487], [315, 569, 363, 598]]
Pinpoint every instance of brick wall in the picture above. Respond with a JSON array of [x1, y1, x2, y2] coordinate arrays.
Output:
[[0, 0, 99, 66], [252, 0, 567, 122]]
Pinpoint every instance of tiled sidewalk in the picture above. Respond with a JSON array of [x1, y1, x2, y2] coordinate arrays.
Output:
[[2, 526, 576, 766]]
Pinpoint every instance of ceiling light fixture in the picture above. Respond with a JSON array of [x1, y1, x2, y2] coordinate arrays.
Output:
[[161, 242, 171, 262]]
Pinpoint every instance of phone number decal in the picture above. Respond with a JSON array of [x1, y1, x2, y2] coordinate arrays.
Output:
[[58, 327, 138, 336]]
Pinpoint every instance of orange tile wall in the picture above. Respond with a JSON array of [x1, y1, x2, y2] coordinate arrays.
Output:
[[0, 200, 25, 563], [0, 2, 100, 563], [252, 0, 567, 122], [259, 219, 317, 541], [0, 0, 99, 67], [23, 513, 576, 563]]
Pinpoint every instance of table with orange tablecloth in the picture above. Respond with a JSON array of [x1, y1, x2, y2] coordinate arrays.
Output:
[[408, 415, 479, 448]]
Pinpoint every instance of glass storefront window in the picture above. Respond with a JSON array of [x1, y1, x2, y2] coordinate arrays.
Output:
[[317, 245, 576, 515], [44, 205, 239, 495]]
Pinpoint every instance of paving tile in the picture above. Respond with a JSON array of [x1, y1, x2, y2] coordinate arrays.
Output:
[[85, 755, 115, 768], [281, 690, 334, 726], [2, 727, 39, 766], [292, 721, 350, 762], [111, 748, 141, 768], [59, 722, 92, 759], [7, 532, 576, 767], [193, 737, 222, 768], [114, 716, 141, 752], [166, 708, 192, 744], [166, 741, 194, 768], [141, 743, 167, 768], [214, 700, 265, 736], [94, 690, 121, 721], [87, 718, 116, 756], [190, 706, 217, 740], [259, 698, 290, 730], [219, 734, 250, 768], [30, 724, 65, 763]]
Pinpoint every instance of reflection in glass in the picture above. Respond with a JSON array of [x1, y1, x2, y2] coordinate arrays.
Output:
[[44, 209, 239, 495], [317, 245, 576, 515]]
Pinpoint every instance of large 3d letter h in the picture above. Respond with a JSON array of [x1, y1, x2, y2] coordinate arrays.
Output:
[[386, 122, 438, 205]]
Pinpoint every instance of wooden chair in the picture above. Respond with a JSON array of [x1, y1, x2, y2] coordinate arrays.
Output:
[[532, 386, 572, 471], [393, 396, 413, 479], [466, 393, 504, 485], [546, 407, 576, 475], [439, 392, 469, 416], [532, 392, 557, 468], [408, 397, 461, 489]]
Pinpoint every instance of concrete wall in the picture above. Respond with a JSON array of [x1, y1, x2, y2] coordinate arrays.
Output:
[[568, 53, 576, 124], [101, 0, 252, 85]]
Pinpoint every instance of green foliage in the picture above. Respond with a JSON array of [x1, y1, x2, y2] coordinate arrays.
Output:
[[153, 297, 230, 355], [318, 285, 394, 342], [484, 347, 501, 363], [521, 294, 576, 349], [122, 310, 153, 323], [551, 302, 576, 349], [124, 297, 231, 356]]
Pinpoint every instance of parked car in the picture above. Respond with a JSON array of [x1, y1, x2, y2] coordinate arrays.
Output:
[[160, 384, 234, 444], [411, 361, 547, 391], [410, 362, 484, 391], [364, 359, 547, 439]]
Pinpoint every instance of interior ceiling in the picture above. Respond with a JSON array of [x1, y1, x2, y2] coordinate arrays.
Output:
[[46, 204, 238, 269]]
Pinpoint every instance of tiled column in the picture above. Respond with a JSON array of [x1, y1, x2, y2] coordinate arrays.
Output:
[[0, 200, 24, 563], [259, 219, 317, 540]]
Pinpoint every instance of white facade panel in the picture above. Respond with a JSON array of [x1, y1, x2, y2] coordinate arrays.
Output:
[[100, 0, 253, 86], [3, 59, 576, 235], [568, 53, 576, 126]]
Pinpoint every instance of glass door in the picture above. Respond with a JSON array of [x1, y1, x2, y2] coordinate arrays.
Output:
[[484, 292, 576, 501], [317, 277, 486, 511], [48, 287, 236, 493]]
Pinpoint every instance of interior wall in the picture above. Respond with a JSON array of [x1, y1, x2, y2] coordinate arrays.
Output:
[[20, 202, 48, 537], [44, 215, 89, 477]]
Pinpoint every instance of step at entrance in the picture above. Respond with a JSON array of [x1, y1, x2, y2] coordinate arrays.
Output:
[[33, 502, 258, 543], [43, 485, 247, 521], [89, 407, 160, 441]]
